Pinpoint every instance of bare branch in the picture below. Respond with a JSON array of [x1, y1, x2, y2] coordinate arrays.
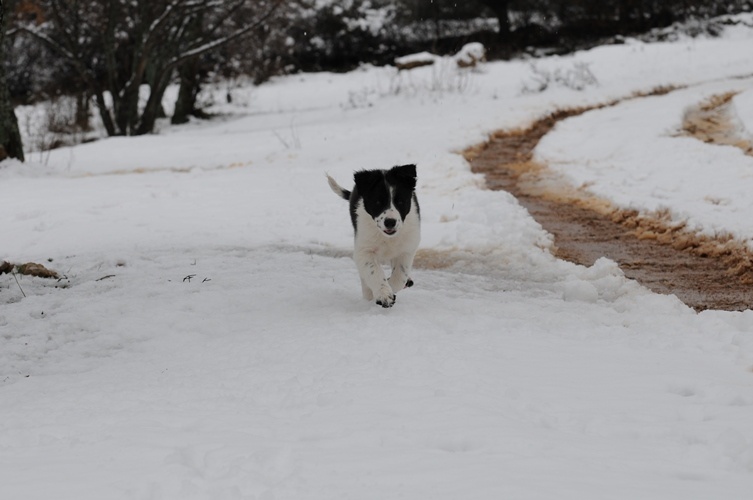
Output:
[[18, 24, 79, 65], [167, 0, 284, 70]]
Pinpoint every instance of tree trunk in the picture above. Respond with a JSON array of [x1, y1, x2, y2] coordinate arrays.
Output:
[[0, 0, 24, 161], [480, 0, 510, 38], [74, 92, 90, 131], [136, 75, 172, 135], [171, 58, 201, 125], [171, 12, 204, 126], [93, 88, 116, 137]]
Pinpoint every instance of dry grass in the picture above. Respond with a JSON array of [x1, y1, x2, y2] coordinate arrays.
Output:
[[1, 261, 59, 279]]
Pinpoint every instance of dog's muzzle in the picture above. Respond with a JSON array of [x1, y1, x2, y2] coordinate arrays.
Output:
[[383, 218, 398, 235]]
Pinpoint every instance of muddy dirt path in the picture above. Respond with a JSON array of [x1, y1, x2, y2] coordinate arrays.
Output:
[[468, 89, 753, 311]]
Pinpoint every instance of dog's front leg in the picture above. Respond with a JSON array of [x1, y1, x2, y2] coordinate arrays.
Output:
[[388, 253, 415, 292], [354, 251, 395, 307], [360, 279, 374, 301]]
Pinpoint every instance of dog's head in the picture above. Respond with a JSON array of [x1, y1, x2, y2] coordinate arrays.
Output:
[[354, 164, 417, 237]]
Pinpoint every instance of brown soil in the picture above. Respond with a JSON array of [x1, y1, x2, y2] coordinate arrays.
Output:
[[467, 89, 753, 311], [1, 261, 59, 279], [680, 91, 753, 154]]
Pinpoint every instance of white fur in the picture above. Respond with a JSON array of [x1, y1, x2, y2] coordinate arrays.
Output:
[[353, 198, 420, 307], [327, 174, 347, 199]]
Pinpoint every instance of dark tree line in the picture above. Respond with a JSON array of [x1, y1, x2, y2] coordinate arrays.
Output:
[[402, 0, 753, 43], [0, 0, 23, 161], [1, 0, 751, 162]]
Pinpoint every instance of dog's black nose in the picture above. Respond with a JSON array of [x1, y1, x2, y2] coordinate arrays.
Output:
[[384, 218, 397, 229]]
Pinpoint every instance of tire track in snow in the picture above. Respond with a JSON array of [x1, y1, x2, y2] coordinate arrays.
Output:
[[467, 87, 753, 311], [679, 91, 753, 156]]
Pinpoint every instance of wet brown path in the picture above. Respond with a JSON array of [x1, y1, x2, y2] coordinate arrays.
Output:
[[467, 91, 753, 311]]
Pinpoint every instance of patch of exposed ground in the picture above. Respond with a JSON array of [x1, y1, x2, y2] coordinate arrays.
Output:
[[467, 88, 753, 311], [680, 91, 753, 155], [1, 260, 62, 299]]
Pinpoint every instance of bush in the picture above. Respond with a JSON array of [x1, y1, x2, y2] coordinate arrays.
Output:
[[521, 61, 598, 94]]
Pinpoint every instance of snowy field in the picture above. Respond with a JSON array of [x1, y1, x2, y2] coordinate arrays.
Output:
[[3, 15, 753, 500]]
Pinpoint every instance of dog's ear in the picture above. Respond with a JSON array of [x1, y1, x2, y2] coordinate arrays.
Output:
[[354, 169, 383, 193], [388, 164, 417, 189]]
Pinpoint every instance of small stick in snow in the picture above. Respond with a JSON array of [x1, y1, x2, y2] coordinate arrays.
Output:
[[12, 271, 26, 298]]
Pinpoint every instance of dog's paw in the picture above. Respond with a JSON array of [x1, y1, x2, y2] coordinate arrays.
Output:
[[377, 295, 395, 309], [376, 294, 396, 308], [405, 278, 414, 288]]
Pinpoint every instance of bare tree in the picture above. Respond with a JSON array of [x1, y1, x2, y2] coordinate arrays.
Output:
[[19, 0, 283, 136], [0, 0, 24, 161]]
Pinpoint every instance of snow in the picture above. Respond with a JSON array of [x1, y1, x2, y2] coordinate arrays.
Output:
[[536, 80, 753, 242], [394, 51, 439, 67], [455, 42, 486, 66], [3, 15, 753, 499], [734, 89, 753, 140]]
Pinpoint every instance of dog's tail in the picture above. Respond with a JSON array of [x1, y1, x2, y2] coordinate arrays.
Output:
[[326, 174, 351, 201]]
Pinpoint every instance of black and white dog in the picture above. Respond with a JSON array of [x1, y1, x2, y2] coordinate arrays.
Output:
[[327, 164, 421, 308]]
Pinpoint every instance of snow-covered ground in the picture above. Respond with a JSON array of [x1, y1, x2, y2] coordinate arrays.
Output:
[[536, 80, 753, 243], [2, 15, 753, 500]]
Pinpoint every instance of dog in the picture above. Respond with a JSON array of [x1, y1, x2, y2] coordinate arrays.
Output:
[[327, 164, 421, 308]]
